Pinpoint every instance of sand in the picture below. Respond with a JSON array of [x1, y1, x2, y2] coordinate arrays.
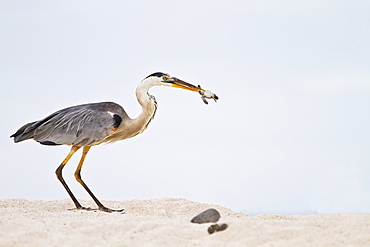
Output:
[[1, 198, 369, 246]]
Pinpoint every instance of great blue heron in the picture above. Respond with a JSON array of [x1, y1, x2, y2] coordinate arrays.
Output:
[[11, 72, 218, 212]]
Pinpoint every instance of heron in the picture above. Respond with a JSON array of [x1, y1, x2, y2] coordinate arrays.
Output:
[[10, 72, 218, 212]]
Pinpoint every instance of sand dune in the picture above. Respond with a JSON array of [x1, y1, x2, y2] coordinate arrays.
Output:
[[1, 198, 369, 246]]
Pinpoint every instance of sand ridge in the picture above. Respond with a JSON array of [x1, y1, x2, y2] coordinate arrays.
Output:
[[1, 198, 369, 246]]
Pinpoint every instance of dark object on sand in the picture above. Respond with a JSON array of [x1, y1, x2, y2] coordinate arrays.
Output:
[[191, 208, 221, 224], [208, 223, 228, 234]]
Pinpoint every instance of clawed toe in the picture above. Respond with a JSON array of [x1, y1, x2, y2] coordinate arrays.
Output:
[[99, 206, 125, 213], [69, 206, 95, 211], [68, 204, 124, 213]]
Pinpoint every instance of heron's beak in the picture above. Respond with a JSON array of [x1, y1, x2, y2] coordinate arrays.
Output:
[[170, 77, 205, 93]]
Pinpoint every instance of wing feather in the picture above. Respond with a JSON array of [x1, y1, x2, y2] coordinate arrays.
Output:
[[31, 102, 127, 146]]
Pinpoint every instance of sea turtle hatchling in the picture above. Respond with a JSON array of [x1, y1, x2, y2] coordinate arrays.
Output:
[[198, 86, 219, 104]]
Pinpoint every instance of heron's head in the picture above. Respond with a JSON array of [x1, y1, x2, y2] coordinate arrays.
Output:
[[141, 72, 204, 93]]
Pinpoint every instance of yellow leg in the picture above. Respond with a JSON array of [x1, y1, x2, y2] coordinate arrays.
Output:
[[74, 146, 124, 213], [55, 146, 83, 209]]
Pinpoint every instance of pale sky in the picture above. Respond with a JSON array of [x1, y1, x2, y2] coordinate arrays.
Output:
[[1, 0, 369, 215]]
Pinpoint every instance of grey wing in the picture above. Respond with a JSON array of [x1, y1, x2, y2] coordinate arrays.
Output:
[[31, 102, 125, 146]]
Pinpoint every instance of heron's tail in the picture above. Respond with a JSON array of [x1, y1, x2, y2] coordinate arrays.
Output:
[[10, 121, 37, 143]]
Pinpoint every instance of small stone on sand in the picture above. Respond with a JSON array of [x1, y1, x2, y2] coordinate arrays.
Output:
[[208, 223, 228, 234], [191, 208, 221, 224]]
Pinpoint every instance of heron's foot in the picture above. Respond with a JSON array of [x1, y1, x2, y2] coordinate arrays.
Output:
[[68, 206, 96, 211], [99, 206, 125, 213], [68, 206, 124, 213]]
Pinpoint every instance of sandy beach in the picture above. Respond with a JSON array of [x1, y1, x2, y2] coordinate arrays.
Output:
[[1, 198, 369, 246]]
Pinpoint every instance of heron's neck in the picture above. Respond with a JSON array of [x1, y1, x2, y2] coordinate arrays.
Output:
[[130, 85, 157, 136]]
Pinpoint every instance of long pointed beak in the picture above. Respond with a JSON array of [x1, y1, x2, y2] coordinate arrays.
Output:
[[170, 77, 205, 93]]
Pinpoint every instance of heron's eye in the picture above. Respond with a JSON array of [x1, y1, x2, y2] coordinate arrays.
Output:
[[162, 76, 169, 81]]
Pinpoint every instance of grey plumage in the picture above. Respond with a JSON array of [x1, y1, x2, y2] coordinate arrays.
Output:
[[11, 102, 128, 146]]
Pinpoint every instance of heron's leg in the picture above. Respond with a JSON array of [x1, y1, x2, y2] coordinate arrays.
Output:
[[55, 146, 86, 210], [74, 146, 124, 213]]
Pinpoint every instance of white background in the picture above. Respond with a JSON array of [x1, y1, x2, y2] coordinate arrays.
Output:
[[1, 0, 369, 215]]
